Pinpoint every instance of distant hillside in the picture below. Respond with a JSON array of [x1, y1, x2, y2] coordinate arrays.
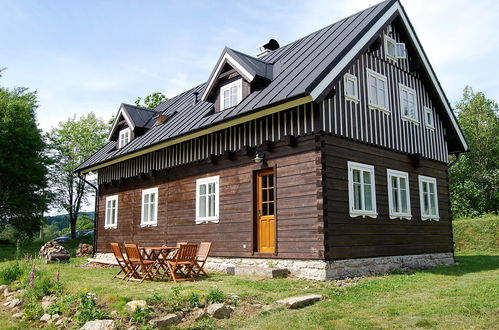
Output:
[[453, 215, 498, 253], [44, 212, 95, 230]]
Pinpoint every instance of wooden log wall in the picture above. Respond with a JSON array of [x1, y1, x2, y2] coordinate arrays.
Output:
[[97, 135, 325, 260], [321, 135, 453, 260]]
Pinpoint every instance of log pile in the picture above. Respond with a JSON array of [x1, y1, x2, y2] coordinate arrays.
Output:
[[39, 241, 70, 263], [76, 244, 93, 257]]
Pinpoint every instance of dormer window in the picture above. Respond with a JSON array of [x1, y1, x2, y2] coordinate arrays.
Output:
[[118, 128, 131, 148], [220, 79, 242, 110]]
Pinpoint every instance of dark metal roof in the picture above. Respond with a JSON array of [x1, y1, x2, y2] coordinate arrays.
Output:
[[121, 103, 158, 129], [77, 0, 397, 172]]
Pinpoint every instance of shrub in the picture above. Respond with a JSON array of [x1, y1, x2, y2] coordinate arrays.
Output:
[[130, 306, 153, 325], [206, 287, 225, 304], [22, 293, 44, 321], [0, 261, 30, 284], [187, 291, 201, 308], [46, 295, 76, 315], [75, 291, 107, 325]]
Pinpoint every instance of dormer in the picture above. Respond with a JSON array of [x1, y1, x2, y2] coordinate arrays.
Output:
[[202, 47, 273, 112], [108, 103, 158, 148]]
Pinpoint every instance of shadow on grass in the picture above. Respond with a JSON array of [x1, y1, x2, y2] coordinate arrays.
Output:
[[426, 255, 499, 276]]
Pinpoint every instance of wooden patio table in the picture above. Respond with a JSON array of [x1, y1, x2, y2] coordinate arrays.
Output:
[[139, 246, 178, 280]]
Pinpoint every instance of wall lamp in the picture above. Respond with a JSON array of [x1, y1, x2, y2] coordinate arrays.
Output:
[[253, 152, 265, 163]]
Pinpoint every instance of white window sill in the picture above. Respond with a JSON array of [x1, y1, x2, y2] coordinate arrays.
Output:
[[401, 116, 420, 125], [104, 225, 117, 229], [345, 96, 359, 103], [350, 212, 377, 219], [195, 218, 220, 224], [421, 216, 440, 221], [385, 54, 398, 62], [425, 125, 435, 130], [389, 214, 412, 220], [368, 104, 390, 114], [140, 223, 158, 227]]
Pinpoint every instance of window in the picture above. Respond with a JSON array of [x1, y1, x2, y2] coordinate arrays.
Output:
[[348, 161, 377, 218], [418, 176, 439, 220], [105, 195, 118, 229], [387, 169, 411, 219], [220, 79, 242, 110], [141, 188, 158, 226], [119, 128, 131, 148], [344, 73, 359, 102], [196, 176, 220, 223], [385, 34, 407, 60], [367, 69, 389, 112], [424, 106, 435, 129], [399, 84, 418, 123]]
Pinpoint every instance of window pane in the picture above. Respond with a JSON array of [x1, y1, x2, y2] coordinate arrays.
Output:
[[269, 202, 274, 216], [262, 175, 267, 188], [199, 196, 206, 218], [199, 184, 206, 195], [150, 193, 155, 204], [208, 182, 215, 194], [268, 175, 274, 188], [392, 186, 399, 212], [369, 76, 377, 104], [401, 187, 408, 213], [150, 203, 155, 222], [347, 79, 355, 96], [377, 80, 385, 107], [143, 206, 149, 223], [353, 183, 362, 210], [144, 194, 149, 205], [363, 171, 371, 185], [364, 184, 373, 211], [262, 203, 268, 216], [269, 188, 274, 202], [353, 169, 361, 183], [208, 194, 215, 216]]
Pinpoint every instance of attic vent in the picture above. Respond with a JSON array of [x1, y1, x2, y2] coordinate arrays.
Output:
[[256, 39, 280, 57]]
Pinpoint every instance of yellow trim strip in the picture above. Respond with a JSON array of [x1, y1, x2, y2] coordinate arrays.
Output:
[[81, 96, 313, 173]]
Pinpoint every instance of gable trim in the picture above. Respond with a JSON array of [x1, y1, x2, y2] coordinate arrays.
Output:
[[201, 52, 255, 102], [107, 105, 135, 141], [310, 1, 468, 152]]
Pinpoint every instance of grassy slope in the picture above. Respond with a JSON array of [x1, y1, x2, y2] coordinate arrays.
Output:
[[0, 216, 497, 329]]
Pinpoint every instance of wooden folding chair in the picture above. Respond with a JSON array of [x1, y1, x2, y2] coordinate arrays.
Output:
[[193, 242, 212, 277], [124, 243, 158, 283], [176, 241, 188, 247], [110, 243, 132, 280], [166, 244, 197, 282]]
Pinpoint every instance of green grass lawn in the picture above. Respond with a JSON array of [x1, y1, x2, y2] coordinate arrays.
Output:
[[0, 216, 497, 329]]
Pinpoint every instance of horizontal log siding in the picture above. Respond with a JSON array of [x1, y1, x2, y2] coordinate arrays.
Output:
[[322, 135, 452, 260], [97, 103, 316, 184], [96, 136, 324, 260], [320, 25, 449, 163]]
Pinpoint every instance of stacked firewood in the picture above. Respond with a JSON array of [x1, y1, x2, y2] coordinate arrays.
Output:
[[39, 241, 70, 263], [76, 243, 93, 257]]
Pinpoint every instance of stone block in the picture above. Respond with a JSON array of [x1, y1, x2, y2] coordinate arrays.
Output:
[[148, 314, 180, 327], [276, 294, 323, 309], [206, 303, 234, 319], [126, 300, 147, 313], [80, 320, 116, 330]]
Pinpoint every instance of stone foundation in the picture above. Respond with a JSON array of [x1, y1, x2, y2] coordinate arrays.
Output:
[[92, 252, 454, 281], [205, 253, 454, 281]]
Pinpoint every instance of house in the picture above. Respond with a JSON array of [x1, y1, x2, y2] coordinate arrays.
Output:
[[76, 0, 467, 280]]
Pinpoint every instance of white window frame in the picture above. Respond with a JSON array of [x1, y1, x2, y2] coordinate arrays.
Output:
[[424, 106, 435, 129], [220, 79, 242, 110], [195, 176, 220, 224], [399, 84, 419, 124], [344, 73, 359, 102], [118, 128, 131, 148], [387, 169, 411, 220], [418, 176, 439, 221], [367, 69, 390, 113], [141, 187, 158, 226], [348, 161, 377, 218], [104, 195, 118, 229], [384, 34, 407, 60]]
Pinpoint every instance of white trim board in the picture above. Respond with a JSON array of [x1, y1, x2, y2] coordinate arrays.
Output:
[[107, 105, 136, 141], [310, 1, 468, 152], [201, 52, 255, 102]]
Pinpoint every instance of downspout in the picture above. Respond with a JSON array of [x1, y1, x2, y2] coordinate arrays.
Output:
[[77, 172, 99, 258]]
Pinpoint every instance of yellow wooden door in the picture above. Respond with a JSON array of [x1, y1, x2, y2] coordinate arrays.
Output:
[[256, 169, 275, 253]]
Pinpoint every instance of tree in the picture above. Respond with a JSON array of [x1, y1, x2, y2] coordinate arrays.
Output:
[[450, 86, 499, 217], [46, 113, 108, 238], [0, 73, 49, 239], [135, 92, 168, 109]]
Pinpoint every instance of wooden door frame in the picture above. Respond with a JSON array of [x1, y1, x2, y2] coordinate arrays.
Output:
[[252, 165, 278, 256]]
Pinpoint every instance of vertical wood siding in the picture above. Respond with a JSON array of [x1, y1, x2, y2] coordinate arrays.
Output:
[[320, 25, 449, 163]]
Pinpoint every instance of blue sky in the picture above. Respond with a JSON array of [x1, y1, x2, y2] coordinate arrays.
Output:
[[1, 0, 498, 133]]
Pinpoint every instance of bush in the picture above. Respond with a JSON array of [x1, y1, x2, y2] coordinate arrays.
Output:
[[130, 306, 153, 325], [22, 292, 44, 321], [0, 261, 30, 284], [187, 291, 201, 308], [75, 291, 107, 325], [206, 287, 225, 304], [46, 295, 76, 315]]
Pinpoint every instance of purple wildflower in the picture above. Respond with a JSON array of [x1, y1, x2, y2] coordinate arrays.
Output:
[[29, 269, 35, 287], [29, 255, 32, 263], [23, 255, 27, 263]]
